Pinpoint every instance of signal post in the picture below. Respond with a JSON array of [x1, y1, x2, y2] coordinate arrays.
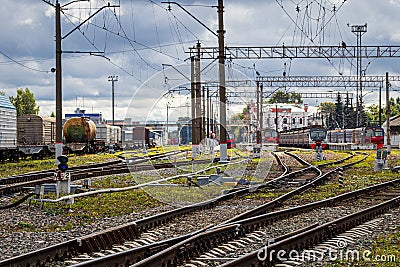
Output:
[[54, 155, 71, 199]]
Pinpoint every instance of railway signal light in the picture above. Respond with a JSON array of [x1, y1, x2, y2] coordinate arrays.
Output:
[[57, 155, 68, 172]]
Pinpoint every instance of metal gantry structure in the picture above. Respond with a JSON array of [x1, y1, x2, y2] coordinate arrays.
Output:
[[188, 44, 400, 133], [214, 75, 400, 88], [188, 45, 400, 60]]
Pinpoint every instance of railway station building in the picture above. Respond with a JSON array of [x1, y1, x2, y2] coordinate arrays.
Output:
[[262, 103, 309, 132]]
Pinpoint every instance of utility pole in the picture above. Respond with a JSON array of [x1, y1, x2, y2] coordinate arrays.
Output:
[[379, 85, 382, 126], [162, 1, 226, 159], [202, 85, 206, 140], [55, 0, 62, 160], [108, 75, 118, 125], [256, 81, 261, 144], [44, 0, 119, 162], [190, 56, 196, 157], [386, 72, 391, 153], [206, 86, 210, 138], [275, 102, 278, 133], [218, 0, 228, 162], [260, 83, 264, 143], [195, 41, 202, 146], [350, 23, 367, 127]]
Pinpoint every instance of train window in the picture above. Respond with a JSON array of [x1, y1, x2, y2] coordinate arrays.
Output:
[[292, 118, 295, 125], [375, 129, 384, 136], [299, 118, 303, 124], [310, 128, 327, 141], [365, 128, 373, 136], [283, 118, 288, 124]]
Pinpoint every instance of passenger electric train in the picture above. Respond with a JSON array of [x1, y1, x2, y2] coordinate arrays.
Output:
[[279, 126, 328, 149], [279, 126, 384, 149], [264, 128, 279, 144], [327, 126, 384, 149]]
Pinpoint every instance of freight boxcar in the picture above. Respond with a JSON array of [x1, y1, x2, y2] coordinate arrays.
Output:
[[17, 115, 56, 158], [96, 124, 122, 151], [132, 126, 157, 149], [0, 95, 18, 161]]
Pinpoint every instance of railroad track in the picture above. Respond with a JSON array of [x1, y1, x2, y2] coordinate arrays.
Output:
[[134, 170, 399, 267], [0, 150, 213, 195], [0, 150, 184, 186], [219, 182, 400, 266], [0, 150, 359, 266]]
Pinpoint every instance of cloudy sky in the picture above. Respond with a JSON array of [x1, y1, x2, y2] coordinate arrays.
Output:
[[1, 0, 400, 122]]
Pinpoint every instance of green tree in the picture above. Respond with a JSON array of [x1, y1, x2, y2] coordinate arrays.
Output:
[[335, 93, 344, 128], [9, 88, 40, 116], [319, 102, 336, 129], [50, 111, 55, 117], [267, 90, 303, 104], [343, 92, 355, 128], [0, 91, 5, 96], [365, 104, 383, 125], [364, 103, 400, 126]]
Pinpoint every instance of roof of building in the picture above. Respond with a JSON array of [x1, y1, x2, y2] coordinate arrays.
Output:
[[382, 115, 400, 127], [0, 95, 16, 110], [263, 103, 307, 113]]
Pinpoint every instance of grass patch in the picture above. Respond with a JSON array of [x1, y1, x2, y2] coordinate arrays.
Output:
[[0, 153, 119, 178], [294, 150, 399, 202], [69, 190, 161, 217]]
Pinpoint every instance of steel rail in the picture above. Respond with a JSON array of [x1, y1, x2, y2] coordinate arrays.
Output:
[[220, 195, 400, 266], [0, 151, 356, 266], [0, 153, 287, 266], [132, 176, 398, 267], [71, 152, 361, 266]]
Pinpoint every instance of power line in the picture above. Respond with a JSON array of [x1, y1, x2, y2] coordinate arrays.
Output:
[[0, 51, 50, 73], [274, 0, 349, 75]]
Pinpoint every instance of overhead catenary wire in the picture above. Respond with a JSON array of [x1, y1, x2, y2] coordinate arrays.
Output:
[[0, 51, 50, 73], [274, 0, 349, 76], [61, 1, 195, 75]]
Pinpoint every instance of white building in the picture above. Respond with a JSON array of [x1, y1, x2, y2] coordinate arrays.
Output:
[[263, 103, 309, 132]]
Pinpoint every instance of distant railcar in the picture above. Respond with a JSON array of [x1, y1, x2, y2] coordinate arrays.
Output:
[[279, 126, 328, 149], [0, 95, 18, 161], [309, 127, 328, 149], [280, 126, 384, 150], [96, 124, 122, 150], [17, 115, 56, 158], [132, 126, 157, 149], [180, 125, 192, 145], [63, 117, 96, 143], [63, 117, 97, 153]]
